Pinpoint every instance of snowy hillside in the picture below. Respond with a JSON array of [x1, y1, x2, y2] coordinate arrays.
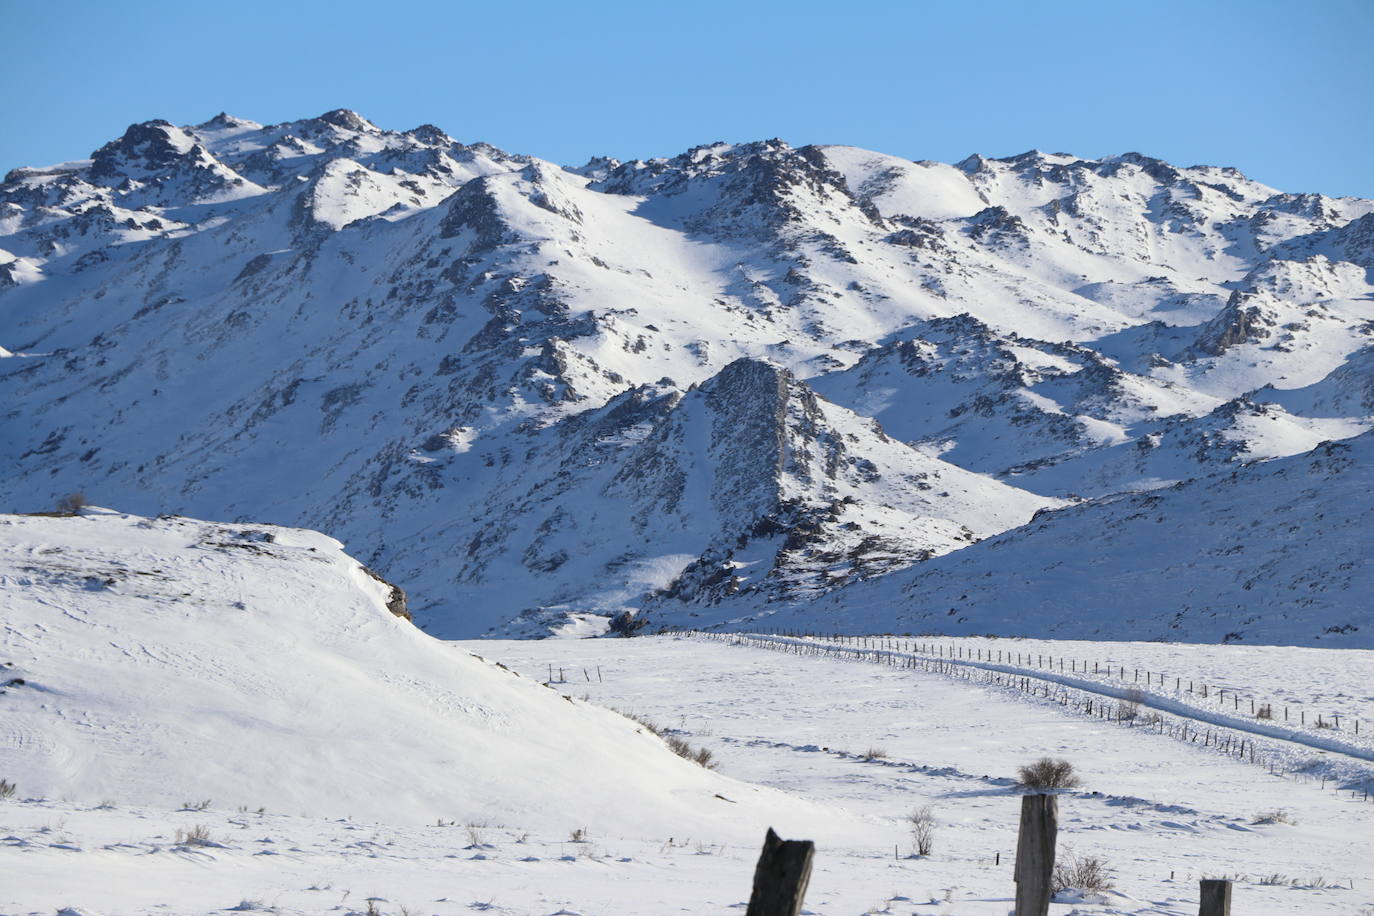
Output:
[[732, 433, 1374, 646], [0, 508, 843, 839], [2, 112, 1372, 636]]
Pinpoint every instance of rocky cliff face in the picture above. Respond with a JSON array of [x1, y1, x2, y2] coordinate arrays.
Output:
[[2, 112, 1371, 636]]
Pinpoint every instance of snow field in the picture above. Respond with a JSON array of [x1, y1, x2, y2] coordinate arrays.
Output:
[[482, 635, 1374, 915], [4, 512, 1373, 913], [730, 633, 1374, 763], [687, 633, 1374, 796]]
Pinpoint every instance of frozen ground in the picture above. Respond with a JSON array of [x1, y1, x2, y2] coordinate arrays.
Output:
[[4, 512, 1373, 914]]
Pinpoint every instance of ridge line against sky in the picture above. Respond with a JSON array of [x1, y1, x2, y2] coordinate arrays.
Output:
[[1, 0, 1371, 199]]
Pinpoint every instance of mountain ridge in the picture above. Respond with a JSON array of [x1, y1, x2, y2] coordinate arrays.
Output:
[[2, 110, 1370, 638]]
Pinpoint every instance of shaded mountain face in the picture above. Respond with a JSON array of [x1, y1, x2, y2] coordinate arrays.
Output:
[[2, 112, 1371, 637], [783, 433, 1374, 648]]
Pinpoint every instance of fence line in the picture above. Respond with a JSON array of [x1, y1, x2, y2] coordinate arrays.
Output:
[[668, 630, 1367, 741], [672, 630, 1374, 804]]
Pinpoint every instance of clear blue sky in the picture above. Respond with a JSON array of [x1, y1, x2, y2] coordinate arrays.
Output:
[[3, 0, 1371, 197]]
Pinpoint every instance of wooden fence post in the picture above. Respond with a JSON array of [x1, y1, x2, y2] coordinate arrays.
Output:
[[1198, 878, 1231, 915], [746, 828, 814, 916], [1014, 794, 1058, 916]]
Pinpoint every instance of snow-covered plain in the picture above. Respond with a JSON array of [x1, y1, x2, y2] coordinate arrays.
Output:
[[4, 510, 1373, 915]]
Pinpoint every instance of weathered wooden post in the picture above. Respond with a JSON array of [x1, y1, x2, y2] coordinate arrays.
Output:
[[1199, 878, 1231, 915], [1014, 794, 1058, 915], [746, 828, 814, 916]]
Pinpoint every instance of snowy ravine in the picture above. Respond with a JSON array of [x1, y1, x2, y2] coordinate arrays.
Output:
[[2, 111, 1372, 636]]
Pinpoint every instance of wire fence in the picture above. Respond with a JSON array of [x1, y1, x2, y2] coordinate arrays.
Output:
[[674, 629, 1374, 804]]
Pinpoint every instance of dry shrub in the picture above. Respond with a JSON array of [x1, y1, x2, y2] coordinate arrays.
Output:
[[1119, 687, 1144, 721], [1053, 852, 1114, 893], [1017, 757, 1080, 790], [908, 805, 936, 856], [175, 824, 214, 846], [1252, 809, 1298, 826], [56, 492, 87, 516]]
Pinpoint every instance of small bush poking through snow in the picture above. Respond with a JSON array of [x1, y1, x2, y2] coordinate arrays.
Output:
[[0, 778, 15, 800], [622, 711, 663, 736], [620, 709, 716, 768], [55, 492, 87, 516], [1052, 852, 1114, 894], [1252, 809, 1298, 826], [664, 735, 692, 756], [862, 747, 888, 761], [663, 734, 717, 769], [175, 824, 215, 846], [1119, 688, 1144, 721], [908, 805, 936, 856], [1017, 757, 1080, 790], [1259, 873, 1330, 888]]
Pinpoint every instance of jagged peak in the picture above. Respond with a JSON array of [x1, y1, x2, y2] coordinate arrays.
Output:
[[403, 123, 453, 145], [564, 155, 621, 180], [196, 112, 261, 132], [464, 141, 514, 160], [996, 149, 1080, 166], [703, 356, 792, 392], [91, 119, 193, 160], [437, 174, 510, 246], [314, 109, 378, 132], [87, 120, 232, 187]]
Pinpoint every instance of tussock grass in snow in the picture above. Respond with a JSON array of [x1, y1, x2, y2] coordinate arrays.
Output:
[[174, 824, 214, 847]]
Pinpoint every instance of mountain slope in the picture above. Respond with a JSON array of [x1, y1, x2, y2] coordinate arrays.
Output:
[[2, 111, 1372, 636], [762, 433, 1374, 647]]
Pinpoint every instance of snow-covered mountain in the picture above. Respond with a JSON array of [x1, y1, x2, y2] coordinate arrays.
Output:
[[2, 112, 1371, 638]]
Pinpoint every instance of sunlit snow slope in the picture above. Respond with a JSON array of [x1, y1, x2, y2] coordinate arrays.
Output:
[[0, 508, 841, 838]]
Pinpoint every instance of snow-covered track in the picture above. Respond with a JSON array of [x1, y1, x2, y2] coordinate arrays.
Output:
[[679, 631, 1374, 796]]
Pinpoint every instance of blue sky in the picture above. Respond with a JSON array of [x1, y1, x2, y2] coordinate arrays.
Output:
[[3, 0, 1371, 197]]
